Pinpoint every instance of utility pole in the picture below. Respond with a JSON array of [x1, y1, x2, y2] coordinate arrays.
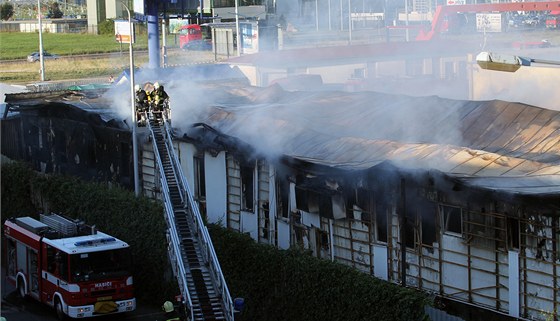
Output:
[[121, 1, 140, 197], [37, 0, 45, 81]]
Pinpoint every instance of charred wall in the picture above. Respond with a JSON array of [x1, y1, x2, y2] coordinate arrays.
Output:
[[1, 103, 134, 188]]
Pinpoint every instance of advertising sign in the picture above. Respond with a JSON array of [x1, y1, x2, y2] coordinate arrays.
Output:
[[133, 0, 144, 16], [240, 22, 258, 54], [115, 20, 135, 44], [169, 18, 192, 34], [476, 13, 504, 32]]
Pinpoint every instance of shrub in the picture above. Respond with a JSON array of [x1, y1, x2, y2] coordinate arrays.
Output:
[[98, 19, 115, 35], [2, 161, 431, 318], [1, 161, 175, 305], [209, 225, 431, 321], [0, 2, 14, 21]]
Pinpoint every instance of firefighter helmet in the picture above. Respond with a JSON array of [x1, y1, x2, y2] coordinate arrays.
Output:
[[154, 82, 160, 89], [134, 84, 140, 92], [162, 301, 174, 313]]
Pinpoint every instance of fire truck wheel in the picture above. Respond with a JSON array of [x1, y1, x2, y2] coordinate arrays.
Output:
[[17, 278, 26, 298], [55, 298, 67, 321]]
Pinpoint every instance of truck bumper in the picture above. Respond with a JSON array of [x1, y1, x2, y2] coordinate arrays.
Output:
[[67, 298, 136, 318]]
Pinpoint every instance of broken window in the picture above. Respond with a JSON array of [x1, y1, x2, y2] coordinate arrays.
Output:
[[331, 194, 346, 220], [276, 177, 289, 219], [525, 215, 553, 261], [294, 175, 346, 219], [352, 187, 373, 222], [260, 201, 270, 240], [293, 224, 308, 249], [194, 154, 206, 199], [315, 228, 330, 259], [295, 186, 310, 212], [375, 201, 388, 243], [193, 153, 206, 215], [419, 200, 437, 246], [404, 216, 416, 249], [441, 204, 462, 235], [240, 164, 254, 211], [295, 186, 343, 219], [507, 217, 519, 250], [318, 229, 329, 251]]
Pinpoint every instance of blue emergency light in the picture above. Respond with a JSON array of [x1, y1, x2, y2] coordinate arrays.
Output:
[[74, 237, 116, 247]]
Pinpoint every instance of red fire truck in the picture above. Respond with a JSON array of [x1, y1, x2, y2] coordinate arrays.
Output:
[[3, 213, 136, 320], [179, 24, 207, 50]]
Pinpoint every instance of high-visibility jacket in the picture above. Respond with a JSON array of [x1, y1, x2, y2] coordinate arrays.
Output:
[[153, 87, 169, 107]]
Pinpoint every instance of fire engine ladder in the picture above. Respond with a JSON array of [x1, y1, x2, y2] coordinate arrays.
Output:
[[147, 112, 234, 321]]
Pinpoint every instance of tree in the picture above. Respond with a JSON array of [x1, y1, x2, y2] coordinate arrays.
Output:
[[47, 1, 63, 18], [1, 2, 14, 21]]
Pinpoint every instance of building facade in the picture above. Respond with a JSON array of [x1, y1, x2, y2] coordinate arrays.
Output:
[[156, 87, 560, 321]]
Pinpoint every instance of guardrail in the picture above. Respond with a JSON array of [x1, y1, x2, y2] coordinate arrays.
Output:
[[162, 116, 235, 321], [149, 121, 195, 321]]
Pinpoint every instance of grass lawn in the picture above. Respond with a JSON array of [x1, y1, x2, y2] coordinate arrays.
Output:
[[0, 32, 150, 60], [0, 32, 193, 84], [1, 28, 558, 84]]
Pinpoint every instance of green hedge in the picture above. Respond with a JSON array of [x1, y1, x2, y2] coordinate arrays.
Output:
[[0, 161, 175, 305], [2, 161, 431, 319], [209, 225, 431, 321]]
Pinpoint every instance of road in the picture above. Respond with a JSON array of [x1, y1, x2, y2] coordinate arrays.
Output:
[[1, 267, 165, 321]]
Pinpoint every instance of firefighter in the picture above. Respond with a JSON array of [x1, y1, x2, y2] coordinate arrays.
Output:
[[135, 84, 148, 126], [161, 301, 181, 321], [135, 85, 148, 110], [151, 82, 169, 119]]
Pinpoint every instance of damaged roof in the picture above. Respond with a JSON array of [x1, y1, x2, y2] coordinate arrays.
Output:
[[188, 85, 560, 196], [4, 81, 559, 196]]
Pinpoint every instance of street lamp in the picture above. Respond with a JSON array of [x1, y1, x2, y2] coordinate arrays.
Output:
[[476, 51, 560, 73], [120, 1, 140, 196], [37, 0, 45, 81], [235, 0, 240, 56]]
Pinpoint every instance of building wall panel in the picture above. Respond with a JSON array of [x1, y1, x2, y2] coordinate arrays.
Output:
[[205, 151, 227, 225], [226, 155, 241, 231], [441, 235, 469, 301]]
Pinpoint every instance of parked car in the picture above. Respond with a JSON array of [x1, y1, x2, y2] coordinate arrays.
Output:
[[27, 51, 59, 62]]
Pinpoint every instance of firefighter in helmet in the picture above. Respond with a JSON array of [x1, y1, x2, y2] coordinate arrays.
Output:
[[162, 300, 181, 321], [135, 84, 148, 126], [150, 82, 169, 120]]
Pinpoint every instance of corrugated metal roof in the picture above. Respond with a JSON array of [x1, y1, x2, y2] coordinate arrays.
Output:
[[195, 88, 560, 195], [5, 78, 559, 195]]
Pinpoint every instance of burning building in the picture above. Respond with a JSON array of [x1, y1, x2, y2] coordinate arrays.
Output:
[[171, 84, 560, 321], [2, 51, 559, 320]]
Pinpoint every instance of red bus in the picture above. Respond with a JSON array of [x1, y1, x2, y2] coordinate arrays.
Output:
[[4, 213, 135, 320]]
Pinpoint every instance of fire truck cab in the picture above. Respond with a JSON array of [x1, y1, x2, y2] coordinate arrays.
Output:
[[179, 24, 203, 49], [4, 213, 136, 320]]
